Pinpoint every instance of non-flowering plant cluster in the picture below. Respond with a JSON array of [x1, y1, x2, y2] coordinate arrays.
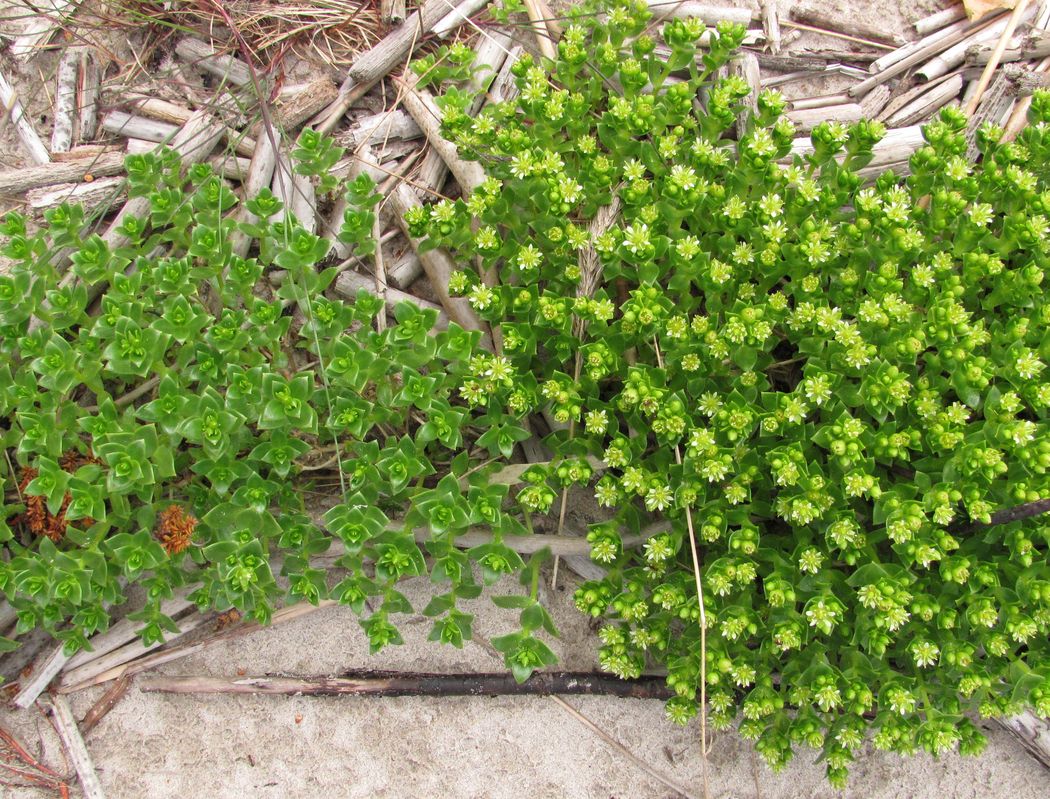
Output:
[[0, 135, 564, 675], [409, 0, 1050, 784]]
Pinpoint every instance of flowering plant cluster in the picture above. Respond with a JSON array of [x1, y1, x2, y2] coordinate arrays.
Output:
[[0, 136, 565, 672], [412, 0, 1050, 783]]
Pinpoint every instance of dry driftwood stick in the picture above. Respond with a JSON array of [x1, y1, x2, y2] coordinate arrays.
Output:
[[790, 6, 907, 47], [62, 590, 195, 673], [788, 92, 850, 112], [761, 0, 780, 53], [967, 30, 1050, 64], [230, 132, 279, 257], [339, 109, 423, 149], [58, 610, 215, 693], [859, 84, 892, 117], [915, 5, 967, 36], [966, 70, 1015, 157], [646, 0, 752, 26], [51, 47, 79, 153], [51, 143, 119, 161], [964, 0, 1034, 116], [208, 152, 252, 182], [996, 711, 1050, 770], [46, 695, 106, 799], [489, 44, 524, 103], [76, 49, 100, 143], [333, 270, 449, 329], [0, 68, 51, 164], [102, 110, 179, 142], [0, 151, 124, 196], [1004, 55, 1050, 138], [878, 70, 961, 120], [395, 75, 486, 193], [918, 6, 1033, 82], [26, 176, 125, 214], [79, 675, 131, 736], [727, 51, 760, 135], [381, 0, 408, 24], [786, 103, 864, 134], [140, 670, 674, 699], [124, 96, 256, 157], [271, 76, 339, 131], [886, 73, 964, 126], [523, 0, 557, 60], [174, 37, 252, 87], [372, 214, 388, 332], [9, 0, 74, 61], [58, 601, 335, 694], [316, 0, 456, 133], [851, 12, 1003, 96], [433, 0, 492, 38], [383, 248, 423, 290], [388, 181, 490, 336], [867, 14, 983, 76], [13, 642, 70, 709]]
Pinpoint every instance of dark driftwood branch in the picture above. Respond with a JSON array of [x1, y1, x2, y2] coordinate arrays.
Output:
[[79, 675, 131, 735], [140, 670, 673, 699]]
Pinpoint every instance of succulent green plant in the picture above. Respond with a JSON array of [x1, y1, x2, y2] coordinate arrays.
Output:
[[412, 0, 1050, 784]]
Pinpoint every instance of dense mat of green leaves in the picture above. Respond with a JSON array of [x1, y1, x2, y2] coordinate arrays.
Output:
[[0, 140, 565, 675], [411, 0, 1050, 784], [2, 0, 1049, 785]]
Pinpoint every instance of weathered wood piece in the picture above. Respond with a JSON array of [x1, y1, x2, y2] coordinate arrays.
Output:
[[996, 711, 1050, 770], [57, 602, 334, 693], [140, 670, 674, 699], [0, 68, 51, 164], [918, 6, 1033, 82], [46, 695, 106, 799], [963, 0, 1034, 115], [79, 675, 131, 735], [9, 0, 74, 61], [886, 73, 965, 126], [967, 31, 1050, 63], [646, 0, 752, 26], [867, 15, 981, 75], [51, 48, 79, 153], [0, 152, 124, 196], [58, 611, 215, 693], [395, 75, 486, 193], [27, 177, 124, 215], [786, 103, 864, 134], [62, 590, 195, 673], [103, 110, 179, 142], [76, 49, 101, 143], [915, 5, 968, 36], [316, 0, 458, 133], [791, 6, 907, 46], [174, 38, 252, 86], [13, 642, 70, 709], [761, 0, 781, 53], [334, 269, 449, 329], [434, 0, 492, 38], [852, 13, 1003, 96], [387, 181, 489, 336]]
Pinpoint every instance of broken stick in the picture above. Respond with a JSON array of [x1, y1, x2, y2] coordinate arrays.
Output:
[[140, 670, 673, 699]]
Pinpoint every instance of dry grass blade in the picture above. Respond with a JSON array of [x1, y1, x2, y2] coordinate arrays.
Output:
[[109, 0, 382, 70]]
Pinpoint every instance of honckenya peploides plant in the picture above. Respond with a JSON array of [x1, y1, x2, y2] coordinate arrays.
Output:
[[1, 0, 1049, 786], [410, 0, 1050, 785]]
